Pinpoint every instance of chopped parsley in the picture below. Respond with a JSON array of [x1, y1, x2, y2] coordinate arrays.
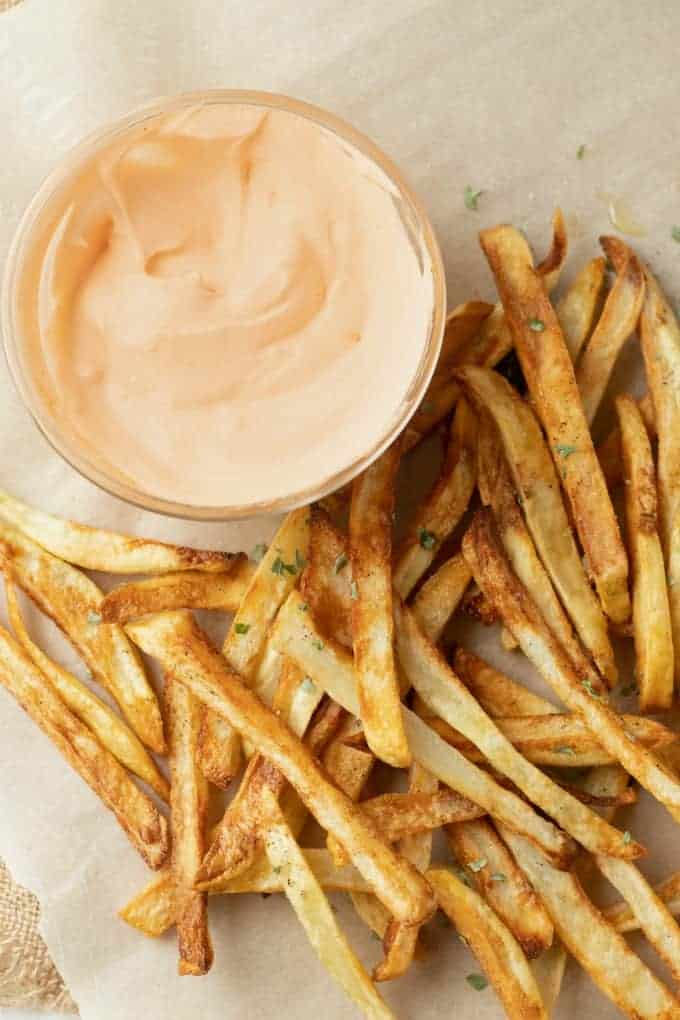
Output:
[[350, 580, 359, 601], [581, 678, 604, 701], [298, 601, 309, 612], [234, 622, 250, 635], [250, 542, 268, 563], [273, 865, 282, 875], [301, 676, 316, 694], [490, 873, 506, 882], [555, 746, 575, 756], [312, 638, 325, 652], [623, 830, 632, 845], [528, 318, 545, 332], [418, 527, 437, 550], [555, 444, 577, 459], [468, 857, 487, 873], [464, 186, 483, 211], [672, 226, 680, 243], [576, 143, 586, 159], [87, 611, 102, 625], [334, 553, 349, 574], [271, 556, 298, 576], [466, 973, 488, 991]]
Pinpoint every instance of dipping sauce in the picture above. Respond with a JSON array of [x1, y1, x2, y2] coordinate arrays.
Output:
[[12, 97, 440, 510]]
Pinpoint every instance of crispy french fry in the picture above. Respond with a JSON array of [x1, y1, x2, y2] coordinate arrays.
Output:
[[500, 827, 680, 1020], [0, 522, 164, 753], [101, 560, 254, 623], [410, 553, 471, 644], [425, 711, 674, 767], [165, 674, 212, 975], [260, 792, 396, 1020], [598, 391, 656, 485], [0, 488, 236, 573], [5, 579, 169, 801], [575, 238, 645, 423], [394, 397, 477, 598], [453, 648, 560, 717], [363, 790, 483, 842], [464, 509, 680, 817], [302, 506, 353, 648], [0, 624, 168, 869], [427, 867, 548, 1020], [350, 443, 410, 767], [616, 394, 674, 710], [445, 818, 553, 959], [394, 598, 633, 858], [605, 871, 680, 933], [273, 591, 574, 867], [127, 611, 435, 927], [456, 365, 616, 683], [556, 255, 607, 360], [640, 270, 680, 687], [479, 224, 630, 624], [596, 854, 680, 983]]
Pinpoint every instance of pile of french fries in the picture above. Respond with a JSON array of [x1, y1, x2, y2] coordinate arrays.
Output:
[[3, 211, 680, 1018]]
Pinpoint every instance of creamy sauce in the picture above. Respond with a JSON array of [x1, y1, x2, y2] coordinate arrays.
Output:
[[20, 103, 434, 507]]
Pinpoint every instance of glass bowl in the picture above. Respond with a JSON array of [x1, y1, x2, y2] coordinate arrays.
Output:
[[2, 90, 446, 520]]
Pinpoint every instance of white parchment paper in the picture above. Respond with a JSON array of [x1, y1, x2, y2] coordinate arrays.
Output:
[[1, 1, 680, 1017]]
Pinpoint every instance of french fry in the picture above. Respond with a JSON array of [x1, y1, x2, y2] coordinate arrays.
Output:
[[260, 791, 396, 1020], [394, 397, 477, 598], [0, 624, 168, 869], [350, 442, 410, 767], [5, 579, 169, 801], [199, 507, 310, 787], [273, 591, 575, 867], [639, 270, 680, 686], [500, 827, 680, 1020], [101, 560, 254, 623], [476, 410, 606, 692], [597, 391, 656, 485], [606, 871, 680, 933], [616, 394, 674, 710], [363, 789, 484, 840], [165, 674, 212, 975], [409, 553, 471, 644], [394, 598, 635, 858], [556, 255, 607, 360], [301, 506, 353, 648], [479, 224, 630, 624], [0, 522, 165, 753], [463, 509, 680, 817], [445, 818, 553, 959], [453, 648, 560, 717], [127, 610, 436, 927], [427, 867, 548, 1020], [575, 238, 645, 423], [530, 941, 568, 1016], [595, 854, 680, 983], [0, 488, 236, 573], [456, 365, 616, 683], [425, 711, 674, 767]]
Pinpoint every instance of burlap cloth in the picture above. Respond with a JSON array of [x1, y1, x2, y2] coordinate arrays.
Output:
[[0, 859, 76, 1013]]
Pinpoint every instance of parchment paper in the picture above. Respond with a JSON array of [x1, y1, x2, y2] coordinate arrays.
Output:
[[1, 1, 680, 1017]]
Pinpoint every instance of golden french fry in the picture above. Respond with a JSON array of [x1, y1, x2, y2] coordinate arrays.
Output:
[[500, 827, 680, 1020], [605, 871, 680, 933], [165, 674, 212, 975], [101, 559, 254, 623], [362, 789, 483, 841], [394, 397, 477, 598], [0, 488, 236, 573], [427, 867, 548, 1020], [575, 238, 645, 423], [456, 365, 616, 683], [127, 611, 435, 928], [301, 506, 353, 648], [597, 391, 656, 485], [0, 624, 168, 869], [640, 270, 680, 687], [5, 579, 169, 801], [273, 591, 574, 868], [556, 256, 607, 360], [453, 648, 560, 717], [464, 509, 680, 817], [479, 224, 630, 624], [394, 598, 633, 858], [0, 522, 164, 753], [350, 443, 410, 767], [616, 394, 674, 710], [445, 818, 553, 959], [596, 854, 680, 983], [410, 553, 471, 644]]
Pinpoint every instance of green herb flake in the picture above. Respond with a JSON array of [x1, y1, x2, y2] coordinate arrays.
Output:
[[271, 556, 297, 576], [250, 542, 268, 563], [234, 622, 250, 635], [555, 746, 575, 756], [555, 443, 578, 459], [576, 143, 586, 159], [301, 676, 316, 694], [312, 639, 325, 652], [418, 527, 437, 550], [466, 973, 488, 992], [623, 830, 632, 845], [87, 611, 102, 625], [273, 866, 282, 875], [464, 186, 483, 211], [350, 580, 359, 601], [672, 226, 680, 243], [334, 553, 349, 574], [298, 601, 309, 613], [528, 318, 545, 332], [581, 678, 604, 701], [468, 857, 487, 873], [490, 873, 506, 882]]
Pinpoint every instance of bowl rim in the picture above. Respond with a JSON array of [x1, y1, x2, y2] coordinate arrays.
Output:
[[2, 88, 446, 521]]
